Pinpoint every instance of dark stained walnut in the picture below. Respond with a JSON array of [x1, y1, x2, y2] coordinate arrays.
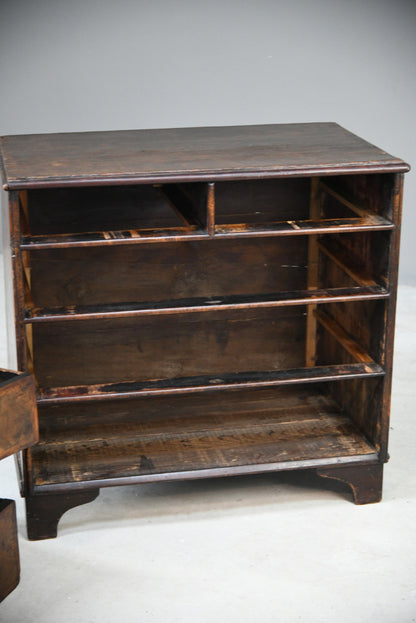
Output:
[[0, 369, 38, 599], [0, 123, 408, 189], [0, 124, 409, 539], [0, 370, 38, 461], [0, 500, 20, 602]]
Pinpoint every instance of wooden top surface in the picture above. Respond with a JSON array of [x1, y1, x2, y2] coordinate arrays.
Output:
[[0, 123, 409, 189]]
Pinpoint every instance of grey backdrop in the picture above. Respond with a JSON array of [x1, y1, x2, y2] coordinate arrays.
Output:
[[1, 0, 415, 282]]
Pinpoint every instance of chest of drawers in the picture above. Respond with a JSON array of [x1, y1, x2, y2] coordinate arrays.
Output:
[[0, 123, 409, 539]]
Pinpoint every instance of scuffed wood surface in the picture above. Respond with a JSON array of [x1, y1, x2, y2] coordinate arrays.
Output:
[[0, 123, 409, 189], [0, 500, 19, 601], [30, 387, 377, 490], [0, 370, 38, 461]]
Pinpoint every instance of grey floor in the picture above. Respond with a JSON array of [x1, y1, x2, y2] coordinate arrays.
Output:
[[0, 284, 415, 623]]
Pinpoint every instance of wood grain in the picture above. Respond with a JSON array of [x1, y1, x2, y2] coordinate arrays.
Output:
[[31, 308, 307, 387], [1, 124, 408, 536], [35, 363, 384, 405], [0, 370, 38, 461], [0, 123, 409, 189], [27, 237, 307, 307], [29, 386, 377, 491], [0, 500, 19, 601], [23, 286, 389, 323]]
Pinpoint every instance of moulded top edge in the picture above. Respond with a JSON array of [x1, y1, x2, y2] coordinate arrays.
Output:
[[1, 162, 411, 191], [0, 122, 410, 190]]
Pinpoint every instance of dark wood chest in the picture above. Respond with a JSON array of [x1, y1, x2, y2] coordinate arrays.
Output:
[[0, 123, 409, 539]]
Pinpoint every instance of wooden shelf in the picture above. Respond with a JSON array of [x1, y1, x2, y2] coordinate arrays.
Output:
[[214, 215, 393, 237], [36, 363, 385, 405], [20, 215, 393, 250], [20, 227, 210, 249], [23, 285, 389, 323], [30, 386, 378, 492]]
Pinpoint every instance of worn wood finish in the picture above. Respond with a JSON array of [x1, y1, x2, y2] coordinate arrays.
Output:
[[29, 386, 377, 493], [376, 174, 405, 460], [0, 500, 20, 601], [25, 489, 99, 540], [0, 124, 409, 538], [214, 178, 310, 224], [30, 410, 376, 490], [0, 123, 409, 189], [31, 307, 306, 388], [317, 463, 383, 504], [24, 286, 389, 323], [0, 370, 38, 597], [321, 173, 395, 219], [0, 369, 38, 461], [35, 363, 385, 405], [305, 178, 321, 367], [33, 385, 376, 432], [20, 213, 394, 250], [27, 237, 307, 307], [317, 185, 395, 450], [25, 184, 185, 235], [324, 377, 383, 453], [207, 182, 215, 235]]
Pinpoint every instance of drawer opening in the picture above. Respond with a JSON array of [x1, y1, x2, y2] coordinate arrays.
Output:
[[28, 300, 386, 400], [214, 176, 393, 234], [29, 381, 380, 493], [23, 231, 389, 319], [20, 183, 210, 244]]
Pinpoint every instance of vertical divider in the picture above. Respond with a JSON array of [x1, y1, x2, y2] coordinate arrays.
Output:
[[305, 178, 321, 367], [19, 192, 32, 298], [19, 191, 29, 234], [25, 326, 34, 376], [207, 182, 215, 236]]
